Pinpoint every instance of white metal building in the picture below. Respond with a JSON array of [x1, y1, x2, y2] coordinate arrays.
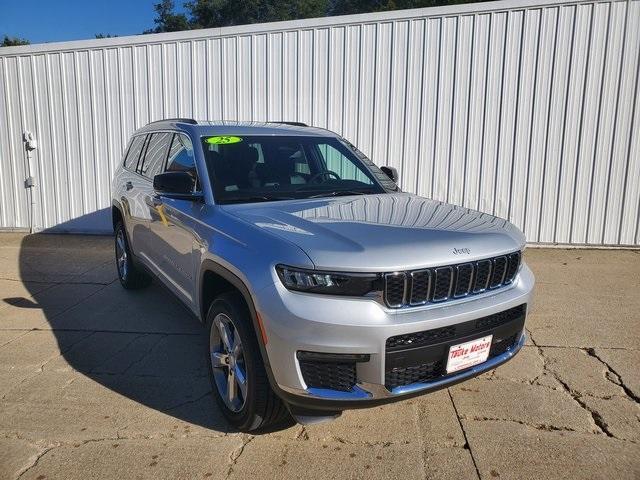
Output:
[[0, 0, 638, 246]]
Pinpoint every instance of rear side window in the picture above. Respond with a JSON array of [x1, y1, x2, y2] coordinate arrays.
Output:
[[123, 135, 146, 169], [140, 132, 172, 179]]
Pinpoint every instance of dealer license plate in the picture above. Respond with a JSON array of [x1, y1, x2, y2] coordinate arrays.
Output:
[[446, 335, 493, 374]]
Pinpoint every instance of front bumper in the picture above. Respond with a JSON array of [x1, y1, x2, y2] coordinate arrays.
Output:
[[255, 263, 534, 411]]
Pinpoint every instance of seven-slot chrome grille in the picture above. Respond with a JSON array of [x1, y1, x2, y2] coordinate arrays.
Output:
[[383, 251, 522, 308]]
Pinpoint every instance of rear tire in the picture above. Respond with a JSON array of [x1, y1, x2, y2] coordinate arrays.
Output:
[[114, 221, 151, 290], [206, 291, 290, 432]]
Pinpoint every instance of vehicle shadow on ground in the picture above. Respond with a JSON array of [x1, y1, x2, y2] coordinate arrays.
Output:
[[6, 217, 290, 434]]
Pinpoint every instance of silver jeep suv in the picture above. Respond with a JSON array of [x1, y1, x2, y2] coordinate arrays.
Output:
[[111, 119, 534, 432]]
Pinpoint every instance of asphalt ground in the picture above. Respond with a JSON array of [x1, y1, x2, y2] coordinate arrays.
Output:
[[0, 233, 638, 479]]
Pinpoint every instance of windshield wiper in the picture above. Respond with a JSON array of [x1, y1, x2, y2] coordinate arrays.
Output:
[[307, 189, 375, 199], [222, 195, 295, 204]]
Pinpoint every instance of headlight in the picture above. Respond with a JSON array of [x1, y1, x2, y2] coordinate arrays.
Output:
[[276, 265, 381, 296]]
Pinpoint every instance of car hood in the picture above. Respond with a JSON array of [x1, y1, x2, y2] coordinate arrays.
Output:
[[223, 193, 526, 271]]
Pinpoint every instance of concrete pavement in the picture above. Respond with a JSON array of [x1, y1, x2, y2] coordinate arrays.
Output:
[[0, 233, 638, 479]]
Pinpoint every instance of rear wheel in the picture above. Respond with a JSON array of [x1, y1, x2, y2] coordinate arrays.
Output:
[[114, 221, 151, 289], [206, 292, 290, 432]]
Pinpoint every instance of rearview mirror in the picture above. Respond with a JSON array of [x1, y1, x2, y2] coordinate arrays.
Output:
[[153, 171, 201, 200], [381, 166, 399, 183]]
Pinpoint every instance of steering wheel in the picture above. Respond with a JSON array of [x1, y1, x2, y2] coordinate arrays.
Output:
[[309, 170, 341, 184]]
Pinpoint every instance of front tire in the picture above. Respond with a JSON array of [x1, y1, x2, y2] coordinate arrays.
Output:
[[114, 221, 151, 290], [206, 292, 290, 432]]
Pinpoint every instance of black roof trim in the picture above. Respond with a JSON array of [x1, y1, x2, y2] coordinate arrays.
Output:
[[147, 118, 198, 125], [269, 121, 308, 127]]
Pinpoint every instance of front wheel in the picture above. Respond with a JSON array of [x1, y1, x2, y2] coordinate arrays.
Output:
[[206, 292, 290, 432]]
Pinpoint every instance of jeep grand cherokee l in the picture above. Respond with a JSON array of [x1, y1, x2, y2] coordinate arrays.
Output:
[[111, 119, 535, 432]]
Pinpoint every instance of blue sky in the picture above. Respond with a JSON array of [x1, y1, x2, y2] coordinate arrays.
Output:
[[0, 0, 176, 44]]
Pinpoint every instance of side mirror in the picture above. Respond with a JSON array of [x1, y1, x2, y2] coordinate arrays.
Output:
[[381, 166, 399, 183], [153, 171, 201, 200]]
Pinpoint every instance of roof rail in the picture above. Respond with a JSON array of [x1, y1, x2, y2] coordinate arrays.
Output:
[[147, 118, 198, 125], [270, 121, 308, 127]]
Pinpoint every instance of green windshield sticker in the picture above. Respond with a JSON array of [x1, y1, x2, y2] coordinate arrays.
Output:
[[205, 136, 243, 145]]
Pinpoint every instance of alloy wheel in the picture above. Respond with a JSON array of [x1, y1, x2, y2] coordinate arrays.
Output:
[[115, 229, 128, 281], [210, 313, 248, 412]]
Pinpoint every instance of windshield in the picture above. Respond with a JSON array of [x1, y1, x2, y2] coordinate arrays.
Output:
[[201, 135, 392, 204]]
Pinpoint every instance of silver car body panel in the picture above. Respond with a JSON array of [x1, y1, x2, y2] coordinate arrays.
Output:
[[224, 193, 525, 271]]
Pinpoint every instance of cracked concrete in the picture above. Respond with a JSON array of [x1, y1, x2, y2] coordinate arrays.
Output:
[[0, 234, 638, 479]]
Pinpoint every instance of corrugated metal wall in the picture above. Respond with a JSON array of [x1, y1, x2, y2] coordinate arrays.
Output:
[[0, 0, 639, 245]]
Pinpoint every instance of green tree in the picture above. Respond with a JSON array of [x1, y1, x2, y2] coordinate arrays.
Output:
[[330, 0, 485, 16], [1, 35, 30, 47], [185, 0, 329, 28], [148, 0, 493, 32], [145, 0, 190, 33]]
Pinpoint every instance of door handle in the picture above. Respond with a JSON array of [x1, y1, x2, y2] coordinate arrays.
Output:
[[125, 181, 133, 191]]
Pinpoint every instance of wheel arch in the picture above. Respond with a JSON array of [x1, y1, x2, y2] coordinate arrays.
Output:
[[199, 259, 275, 385], [111, 200, 123, 233]]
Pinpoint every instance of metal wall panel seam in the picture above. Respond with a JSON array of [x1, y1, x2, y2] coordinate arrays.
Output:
[[340, 27, 347, 135], [43, 54, 59, 225], [477, 12, 492, 212], [0, 59, 11, 227], [160, 43, 167, 118], [115, 48, 125, 151], [584, 2, 613, 243], [384, 21, 395, 175], [413, 19, 428, 196], [13, 57, 26, 228], [552, 4, 578, 243], [491, 10, 507, 217], [368, 23, 378, 159], [600, 0, 629, 243], [446, 16, 460, 205], [618, 34, 640, 243], [58, 54, 71, 222], [536, 6, 562, 242], [507, 10, 528, 224], [430, 17, 442, 200], [102, 51, 113, 191], [29, 54, 46, 228], [461, 14, 476, 209], [73, 52, 87, 216], [145, 45, 153, 121], [521, 8, 544, 239], [399, 20, 414, 192], [568, 3, 596, 243], [88, 51, 100, 210]]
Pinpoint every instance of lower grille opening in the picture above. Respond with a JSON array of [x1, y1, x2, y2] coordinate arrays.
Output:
[[385, 360, 445, 390], [384, 305, 526, 390], [384, 333, 521, 390], [297, 351, 369, 392], [489, 333, 519, 357]]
